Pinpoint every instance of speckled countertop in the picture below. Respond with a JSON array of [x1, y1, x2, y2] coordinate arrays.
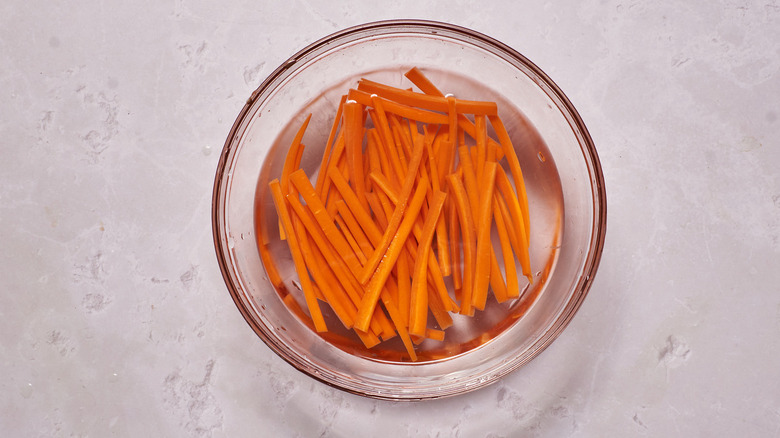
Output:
[[2, 1, 779, 436]]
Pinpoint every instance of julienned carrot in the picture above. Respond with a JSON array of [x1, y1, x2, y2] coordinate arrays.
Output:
[[358, 125, 426, 285], [315, 96, 346, 197], [344, 100, 369, 214], [425, 136, 451, 277], [409, 191, 447, 337], [358, 78, 498, 116], [368, 171, 456, 315], [281, 114, 312, 196], [448, 197, 462, 292], [488, 114, 530, 243], [293, 215, 355, 329], [334, 214, 367, 266], [368, 171, 399, 205], [368, 99, 406, 190], [268, 179, 327, 332], [279, 115, 312, 240], [289, 169, 365, 278], [495, 166, 532, 282], [471, 162, 497, 311], [493, 196, 519, 300], [355, 175, 429, 332], [446, 174, 476, 316], [334, 200, 373, 258], [328, 168, 383, 242], [284, 185, 387, 338], [264, 68, 535, 361], [403, 67, 505, 162], [349, 88, 450, 125], [404, 67, 444, 96]]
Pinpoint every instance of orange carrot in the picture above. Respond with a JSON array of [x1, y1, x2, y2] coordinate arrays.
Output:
[[335, 200, 373, 258], [289, 169, 365, 278], [446, 174, 476, 316], [285, 185, 387, 338], [425, 135, 451, 277], [344, 100, 369, 213], [358, 78, 498, 116], [314, 96, 346, 197], [495, 166, 532, 282], [358, 126, 426, 285], [349, 87, 450, 125], [293, 217, 355, 328], [268, 179, 327, 332], [355, 175, 429, 332], [409, 190, 447, 337], [488, 114, 530, 242], [404, 67, 444, 96], [493, 197, 519, 300], [448, 196, 462, 292], [472, 162, 497, 311]]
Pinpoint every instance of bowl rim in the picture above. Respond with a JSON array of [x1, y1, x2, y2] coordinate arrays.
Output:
[[212, 19, 607, 400]]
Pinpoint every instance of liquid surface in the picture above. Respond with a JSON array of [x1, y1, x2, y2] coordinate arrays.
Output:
[[254, 67, 564, 362]]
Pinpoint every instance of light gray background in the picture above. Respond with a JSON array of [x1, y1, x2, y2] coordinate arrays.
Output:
[[2, 1, 779, 436]]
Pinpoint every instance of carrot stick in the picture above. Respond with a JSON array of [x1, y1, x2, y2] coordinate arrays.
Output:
[[404, 67, 444, 96], [268, 179, 327, 332], [334, 214, 367, 266], [395, 243, 412, 329], [475, 115, 487, 181], [370, 170, 456, 315], [335, 200, 374, 258], [293, 218, 355, 328], [378, 289, 417, 361], [355, 175, 429, 332], [426, 281, 454, 329], [448, 197, 462, 291], [288, 169, 365, 278], [488, 114, 530, 242], [409, 191, 447, 337], [368, 171, 399, 205], [328, 167, 383, 242], [358, 127, 426, 285], [349, 87, 451, 124], [344, 100, 369, 212], [496, 166, 532, 282], [495, 190, 520, 260], [493, 197, 519, 300], [281, 114, 312, 196], [472, 162, 497, 311], [366, 98, 405, 183], [285, 186, 387, 338], [425, 328, 446, 341], [358, 78, 498, 116], [368, 128, 395, 187], [446, 174, 476, 316], [402, 67, 506, 163], [320, 131, 346, 207], [458, 145, 481, 223], [314, 96, 346, 197], [425, 136, 451, 277]]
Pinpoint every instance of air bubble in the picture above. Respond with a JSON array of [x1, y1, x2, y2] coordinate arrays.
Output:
[[227, 236, 236, 249]]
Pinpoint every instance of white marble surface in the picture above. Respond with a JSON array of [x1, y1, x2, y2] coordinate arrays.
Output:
[[2, 1, 779, 436]]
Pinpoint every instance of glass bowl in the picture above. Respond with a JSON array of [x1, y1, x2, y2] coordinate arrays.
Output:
[[212, 20, 606, 400]]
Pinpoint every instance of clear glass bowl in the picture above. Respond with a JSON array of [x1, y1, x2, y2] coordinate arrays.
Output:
[[212, 20, 606, 400]]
